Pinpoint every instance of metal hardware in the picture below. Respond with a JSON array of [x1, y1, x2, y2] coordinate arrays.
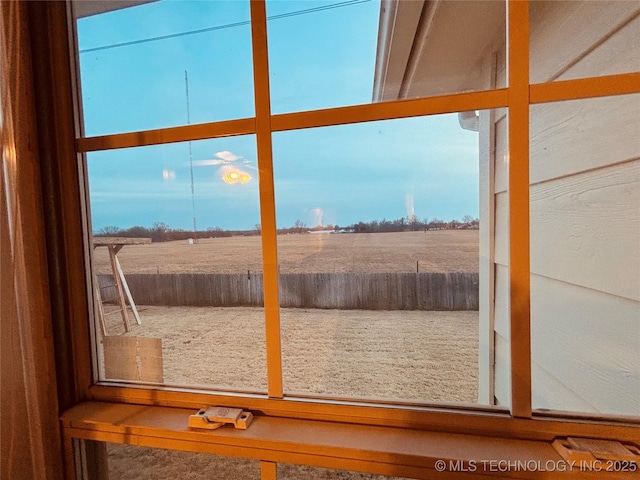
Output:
[[188, 407, 253, 430]]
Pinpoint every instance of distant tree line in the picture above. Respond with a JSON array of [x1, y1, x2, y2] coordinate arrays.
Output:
[[343, 215, 479, 234], [94, 215, 479, 242], [95, 221, 238, 242]]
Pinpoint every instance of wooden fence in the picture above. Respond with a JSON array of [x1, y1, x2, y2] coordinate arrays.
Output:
[[98, 272, 478, 311]]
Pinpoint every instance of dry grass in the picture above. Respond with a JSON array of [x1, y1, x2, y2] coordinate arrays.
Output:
[[104, 305, 478, 478], [99, 231, 479, 477], [93, 230, 478, 275], [106, 306, 478, 403]]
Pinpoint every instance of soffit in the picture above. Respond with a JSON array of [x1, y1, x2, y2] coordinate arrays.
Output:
[[374, 0, 505, 101], [72, 0, 158, 19]]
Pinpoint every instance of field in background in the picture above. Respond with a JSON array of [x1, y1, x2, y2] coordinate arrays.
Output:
[[98, 230, 481, 476], [93, 230, 479, 275]]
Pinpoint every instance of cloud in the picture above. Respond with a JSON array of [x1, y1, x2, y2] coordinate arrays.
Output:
[[192, 150, 257, 172], [192, 159, 226, 166], [215, 150, 240, 162]]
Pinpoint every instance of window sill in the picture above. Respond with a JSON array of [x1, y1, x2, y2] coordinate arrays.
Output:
[[61, 402, 637, 479]]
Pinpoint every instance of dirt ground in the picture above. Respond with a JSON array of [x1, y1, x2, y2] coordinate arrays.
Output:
[[93, 230, 479, 275]]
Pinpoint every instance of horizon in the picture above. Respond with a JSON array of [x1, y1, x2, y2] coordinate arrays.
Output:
[[93, 212, 480, 236]]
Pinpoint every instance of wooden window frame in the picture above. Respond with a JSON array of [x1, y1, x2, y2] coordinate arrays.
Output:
[[41, 0, 639, 477]]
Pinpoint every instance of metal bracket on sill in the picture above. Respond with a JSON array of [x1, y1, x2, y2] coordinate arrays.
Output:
[[553, 437, 640, 465], [188, 407, 253, 431]]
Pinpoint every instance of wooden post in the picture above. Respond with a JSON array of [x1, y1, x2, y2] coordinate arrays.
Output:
[[114, 253, 142, 326], [93, 238, 151, 332], [108, 245, 130, 332], [92, 271, 107, 336]]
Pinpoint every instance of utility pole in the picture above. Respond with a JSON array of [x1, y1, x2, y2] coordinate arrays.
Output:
[[185, 70, 198, 243]]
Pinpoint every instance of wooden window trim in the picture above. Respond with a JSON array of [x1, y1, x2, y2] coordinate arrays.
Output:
[[41, 0, 640, 476], [83, 385, 639, 442], [61, 401, 639, 480], [506, 0, 532, 419]]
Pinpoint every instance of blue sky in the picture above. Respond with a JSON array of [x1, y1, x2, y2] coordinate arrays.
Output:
[[77, 0, 479, 232]]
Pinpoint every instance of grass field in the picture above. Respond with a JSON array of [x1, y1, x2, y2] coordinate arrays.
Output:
[[97, 230, 480, 477], [93, 230, 479, 275]]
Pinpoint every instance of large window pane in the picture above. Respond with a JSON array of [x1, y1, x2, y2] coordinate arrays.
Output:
[[272, 114, 487, 403], [530, 0, 640, 83], [87, 136, 267, 392], [73, 0, 254, 136], [530, 94, 640, 416], [267, 0, 505, 113]]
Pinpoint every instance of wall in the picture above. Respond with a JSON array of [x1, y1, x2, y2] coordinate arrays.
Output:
[[491, 1, 640, 415]]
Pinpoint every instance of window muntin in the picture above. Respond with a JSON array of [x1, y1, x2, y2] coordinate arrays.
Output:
[[68, 0, 640, 425], [74, 0, 255, 136]]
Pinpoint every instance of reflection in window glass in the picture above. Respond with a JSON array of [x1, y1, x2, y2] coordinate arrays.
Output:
[[74, 0, 254, 136], [267, 0, 505, 113], [104, 442, 261, 479], [273, 114, 485, 403], [87, 136, 267, 392], [530, 0, 640, 83], [530, 95, 640, 416]]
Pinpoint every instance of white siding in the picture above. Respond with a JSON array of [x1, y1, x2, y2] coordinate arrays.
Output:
[[493, 266, 511, 407], [478, 106, 496, 405], [531, 276, 640, 415], [530, 0, 640, 82], [490, 1, 640, 415], [493, 192, 509, 268], [493, 114, 508, 194], [555, 13, 640, 82], [494, 332, 511, 407], [530, 95, 640, 184], [530, 160, 640, 301]]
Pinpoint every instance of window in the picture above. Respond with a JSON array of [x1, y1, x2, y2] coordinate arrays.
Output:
[[60, 0, 639, 477], [75, 0, 506, 410]]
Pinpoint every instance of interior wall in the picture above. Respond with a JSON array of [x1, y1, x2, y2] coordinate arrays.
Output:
[[0, 2, 64, 478]]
